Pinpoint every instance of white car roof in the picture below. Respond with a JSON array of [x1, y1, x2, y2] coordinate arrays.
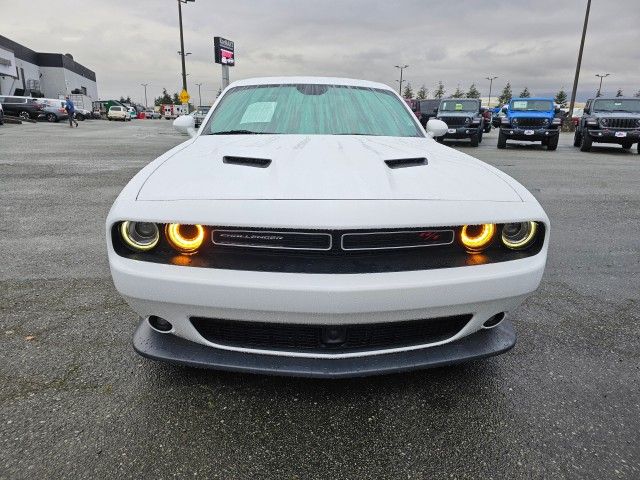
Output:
[[229, 76, 393, 92]]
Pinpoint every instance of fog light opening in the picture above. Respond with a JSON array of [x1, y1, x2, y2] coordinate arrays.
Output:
[[148, 315, 173, 333], [482, 312, 505, 329]]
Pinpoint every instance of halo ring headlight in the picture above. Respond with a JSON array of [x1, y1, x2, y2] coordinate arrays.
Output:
[[165, 223, 205, 254], [501, 222, 538, 250], [120, 221, 159, 251], [460, 224, 496, 252]]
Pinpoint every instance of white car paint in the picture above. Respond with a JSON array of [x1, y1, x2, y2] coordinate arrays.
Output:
[[107, 76, 549, 374]]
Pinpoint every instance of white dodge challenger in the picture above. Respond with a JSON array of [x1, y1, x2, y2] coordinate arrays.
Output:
[[107, 77, 549, 377]]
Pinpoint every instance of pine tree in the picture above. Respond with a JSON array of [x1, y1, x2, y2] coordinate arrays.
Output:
[[433, 81, 446, 99], [416, 85, 429, 100], [635, 90, 640, 98], [154, 88, 173, 106], [402, 82, 414, 99], [466, 83, 481, 99], [497, 82, 512, 105], [119, 96, 132, 105], [450, 85, 465, 98], [554, 89, 568, 108], [616, 88, 624, 97], [519, 87, 531, 98], [172, 92, 181, 104]]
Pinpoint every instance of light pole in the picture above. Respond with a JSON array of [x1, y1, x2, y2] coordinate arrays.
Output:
[[195, 83, 203, 106], [141, 83, 148, 108], [177, 0, 195, 94], [568, 0, 591, 125], [595, 73, 610, 97], [486, 76, 498, 107], [395, 65, 409, 96]]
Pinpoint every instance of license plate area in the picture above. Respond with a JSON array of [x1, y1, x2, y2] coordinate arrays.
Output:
[[524, 129, 535, 135]]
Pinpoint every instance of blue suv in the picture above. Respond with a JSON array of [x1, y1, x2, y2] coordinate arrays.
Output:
[[498, 98, 561, 150]]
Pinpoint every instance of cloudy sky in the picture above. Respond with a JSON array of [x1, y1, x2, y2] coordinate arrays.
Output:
[[3, 0, 639, 105]]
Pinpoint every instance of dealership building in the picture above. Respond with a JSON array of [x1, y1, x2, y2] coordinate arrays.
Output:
[[0, 35, 97, 100]]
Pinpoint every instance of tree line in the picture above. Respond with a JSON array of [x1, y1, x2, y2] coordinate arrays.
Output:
[[403, 82, 640, 108]]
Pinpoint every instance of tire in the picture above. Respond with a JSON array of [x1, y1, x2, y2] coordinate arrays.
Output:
[[484, 125, 491, 133], [76, 114, 85, 121], [547, 135, 559, 151], [18, 110, 30, 120], [580, 133, 592, 152], [469, 134, 479, 147], [497, 130, 507, 149], [621, 142, 632, 150], [478, 128, 483, 143], [573, 129, 582, 147], [46, 113, 57, 123]]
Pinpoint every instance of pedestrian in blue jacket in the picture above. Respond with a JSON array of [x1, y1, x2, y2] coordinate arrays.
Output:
[[65, 97, 79, 128]]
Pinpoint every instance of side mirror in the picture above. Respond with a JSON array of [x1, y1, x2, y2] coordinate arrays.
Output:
[[173, 114, 196, 137], [426, 119, 448, 138]]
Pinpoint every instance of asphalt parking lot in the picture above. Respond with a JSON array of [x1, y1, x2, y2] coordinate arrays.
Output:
[[1, 120, 638, 479]]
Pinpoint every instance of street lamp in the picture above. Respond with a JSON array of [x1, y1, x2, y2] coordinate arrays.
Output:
[[177, 0, 195, 94], [568, 0, 591, 127], [195, 83, 203, 107], [595, 73, 610, 97], [141, 83, 148, 108], [395, 65, 409, 96], [486, 76, 498, 107]]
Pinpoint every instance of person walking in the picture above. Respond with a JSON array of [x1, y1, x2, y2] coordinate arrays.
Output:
[[65, 96, 78, 128]]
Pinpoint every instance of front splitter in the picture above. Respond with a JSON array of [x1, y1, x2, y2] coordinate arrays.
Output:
[[133, 319, 516, 378]]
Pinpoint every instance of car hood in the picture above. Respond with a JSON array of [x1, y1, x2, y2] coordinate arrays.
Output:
[[136, 135, 522, 202], [592, 112, 640, 118], [510, 111, 552, 118]]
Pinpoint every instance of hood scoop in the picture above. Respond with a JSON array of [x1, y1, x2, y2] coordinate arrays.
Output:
[[385, 157, 428, 169], [223, 156, 272, 168]]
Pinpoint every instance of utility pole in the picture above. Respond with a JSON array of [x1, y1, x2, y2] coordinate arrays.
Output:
[[395, 65, 409, 96], [177, 0, 195, 94], [486, 76, 498, 107], [195, 83, 203, 106], [568, 0, 591, 125], [141, 83, 148, 108], [595, 73, 610, 97]]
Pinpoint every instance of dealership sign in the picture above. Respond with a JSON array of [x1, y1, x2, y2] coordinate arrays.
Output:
[[0, 46, 17, 78], [214, 37, 235, 66]]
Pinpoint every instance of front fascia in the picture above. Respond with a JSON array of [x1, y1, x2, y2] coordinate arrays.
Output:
[[107, 198, 547, 233]]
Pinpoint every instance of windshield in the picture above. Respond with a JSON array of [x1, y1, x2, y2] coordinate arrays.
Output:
[[438, 100, 479, 112], [592, 99, 640, 113], [203, 84, 423, 137], [510, 100, 553, 112]]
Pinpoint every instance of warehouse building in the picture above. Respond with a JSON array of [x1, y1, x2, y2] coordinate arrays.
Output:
[[0, 35, 97, 100]]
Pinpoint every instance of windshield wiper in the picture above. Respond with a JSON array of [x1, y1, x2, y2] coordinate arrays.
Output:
[[211, 129, 272, 135]]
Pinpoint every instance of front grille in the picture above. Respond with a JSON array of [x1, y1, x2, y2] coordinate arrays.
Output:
[[603, 118, 638, 129], [514, 117, 547, 127], [190, 315, 472, 354], [439, 116, 468, 127]]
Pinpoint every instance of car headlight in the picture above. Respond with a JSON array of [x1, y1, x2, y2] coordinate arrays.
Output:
[[543, 118, 550, 126], [600, 118, 608, 127], [636, 119, 640, 127], [464, 117, 471, 125], [511, 118, 518, 126], [501, 222, 538, 250], [460, 224, 495, 252], [165, 223, 205, 254], [120, 221, 159, 251]]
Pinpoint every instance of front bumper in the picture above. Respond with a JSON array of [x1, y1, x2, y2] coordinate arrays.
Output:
[[441, 125, 480, 139], [133, 317, 516, 378], [500, 127, 558, 141], [586, 128, 640, 144]]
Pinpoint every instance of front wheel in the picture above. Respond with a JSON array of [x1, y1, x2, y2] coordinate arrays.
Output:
[[547, 135, 559, 151], [76, 114, 85, 121], [621, 142, 632, 150], [18, 110, 30, 120], [469, 134, 479, 147], [497, 130, 507, 149], [580, 133, 592, 152], [46, 113, 57, 122], [573, 129, 582, 147]]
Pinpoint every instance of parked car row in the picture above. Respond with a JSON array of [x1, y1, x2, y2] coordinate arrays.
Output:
[[0, 95, 97, 124]]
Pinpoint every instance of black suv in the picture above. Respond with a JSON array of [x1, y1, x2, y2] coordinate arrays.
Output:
[[436, 98, 484, 147], [405, 99, 440, 127], [0, 96, 43, 120], [574, 97, 640, 153]]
